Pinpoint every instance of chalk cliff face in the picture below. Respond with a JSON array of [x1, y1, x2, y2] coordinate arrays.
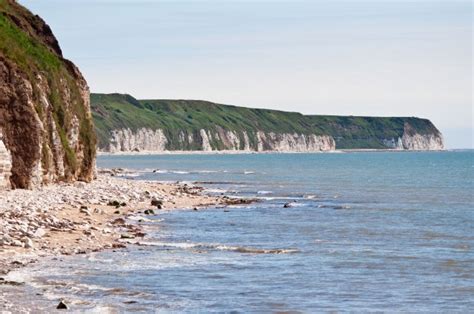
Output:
[[401, 123, 444, 150], [108, 128, 168, 153], [0, 1, 96, 188], [380, 123, 444, 151], [0, 131, 11, 189], [91, 95, 444, 153], [104, 128, 336, 152]]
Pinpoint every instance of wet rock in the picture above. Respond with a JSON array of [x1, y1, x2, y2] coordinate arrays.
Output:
[[283, 202, 293, 208], [57, 300, 68, 309], [144, 209, 155, 215], [112, 243, 126, 249], [151, 198, 163, 207], [112, 218, 126, 225]]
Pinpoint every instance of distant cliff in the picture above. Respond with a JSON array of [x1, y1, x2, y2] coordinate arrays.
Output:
[[0, 1, 96, 188], [91, 94, 444, 153]]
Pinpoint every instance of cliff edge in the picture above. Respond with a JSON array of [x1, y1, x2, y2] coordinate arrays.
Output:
[[0, 0, 96, 189], [91, 93, 444, 153]]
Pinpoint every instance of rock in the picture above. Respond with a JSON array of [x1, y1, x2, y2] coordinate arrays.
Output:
[[111, 218, 126, 225], [33, 228, 46, 238], [144, 209, 155, 215], [151, 198, 163, 207], [120, 234, 135, 239], [0, 2, 95, 189], [283, 202, 293, 208], [56, 300, 68, 309], [11, 239, 24, 247], [22, 237, 34, 248], [79, 206, 90, 215], [74, 181, 86, 188], [108, 200, 121, 207], [193, 207, 198, 211], [93, 208, 104, 214]]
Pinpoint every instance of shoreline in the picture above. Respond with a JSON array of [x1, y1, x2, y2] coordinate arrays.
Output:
[[0, 170, 253, 310], [97, 148, 448, 156]]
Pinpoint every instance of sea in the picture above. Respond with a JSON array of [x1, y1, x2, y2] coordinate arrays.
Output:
[[6, 151, 474, 312]]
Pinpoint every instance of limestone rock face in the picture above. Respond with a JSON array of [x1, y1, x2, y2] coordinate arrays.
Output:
[[108, 128, 167, 152], [255, 131, 335, 152], [401, 123, 444, 150], [381, 123, 445, 151], [102, 128, 336, 152], [0, 131, 11, 189], [0, 1, 96, 188]]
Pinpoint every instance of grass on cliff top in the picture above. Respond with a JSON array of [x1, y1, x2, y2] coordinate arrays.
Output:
[[91, 93, 440, 149]]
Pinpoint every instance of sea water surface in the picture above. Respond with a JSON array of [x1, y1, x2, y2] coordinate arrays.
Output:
[[11, 151, 474, 312]]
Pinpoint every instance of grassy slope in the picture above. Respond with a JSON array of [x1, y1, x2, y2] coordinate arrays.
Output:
[[91, 93, 440, 150]]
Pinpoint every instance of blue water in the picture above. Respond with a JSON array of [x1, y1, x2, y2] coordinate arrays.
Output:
[[20, 152, 474, 312]]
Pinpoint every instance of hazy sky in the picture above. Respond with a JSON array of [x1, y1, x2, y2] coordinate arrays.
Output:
[[21, 0, 472, 148]]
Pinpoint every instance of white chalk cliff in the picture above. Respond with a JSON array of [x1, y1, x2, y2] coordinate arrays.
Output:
[[101, 128, 337, 152], [100, 123, 444, 153], [0, 131, 12, 189]]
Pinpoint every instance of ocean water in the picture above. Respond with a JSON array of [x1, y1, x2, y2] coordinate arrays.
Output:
[[11, 151, 474, 312]]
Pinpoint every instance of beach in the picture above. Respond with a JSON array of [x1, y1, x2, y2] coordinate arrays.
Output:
[[0, 168, 251, 310]]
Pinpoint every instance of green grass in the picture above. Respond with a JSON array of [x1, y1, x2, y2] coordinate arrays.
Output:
[[91, 93, 441, 150]]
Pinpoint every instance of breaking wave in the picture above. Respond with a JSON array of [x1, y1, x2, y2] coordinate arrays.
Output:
[[139, 241, 299, 254]]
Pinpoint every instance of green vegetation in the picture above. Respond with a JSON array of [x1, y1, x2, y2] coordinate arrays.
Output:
[[91, 93, 440, 150]]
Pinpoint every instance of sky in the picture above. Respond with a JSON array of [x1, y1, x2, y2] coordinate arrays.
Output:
[[20, 0, 473, 148]]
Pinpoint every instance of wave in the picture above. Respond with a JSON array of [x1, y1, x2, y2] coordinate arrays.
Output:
[[152, 170, 190, 174], [204, 188, 228, 194], [318, 204, 351, 210], [243, 171, 255, 175], [139, 241, 299, 254], [257, 190, 273, 195]]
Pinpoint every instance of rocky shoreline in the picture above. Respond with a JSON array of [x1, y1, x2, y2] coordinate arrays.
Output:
[[0, 169, 253, 310]]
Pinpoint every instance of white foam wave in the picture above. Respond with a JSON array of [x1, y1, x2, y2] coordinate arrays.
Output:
[[139, 241, 299, 254], [204, 188, 228, 193]]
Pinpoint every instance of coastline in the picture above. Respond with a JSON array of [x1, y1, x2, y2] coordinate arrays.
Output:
[[0, 170, 251, 310], [97, 148, 447, 156]]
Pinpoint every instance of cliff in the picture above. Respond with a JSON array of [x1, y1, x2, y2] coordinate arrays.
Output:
[[0, 0, 96, 189], [91, 93, 444, 153]]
